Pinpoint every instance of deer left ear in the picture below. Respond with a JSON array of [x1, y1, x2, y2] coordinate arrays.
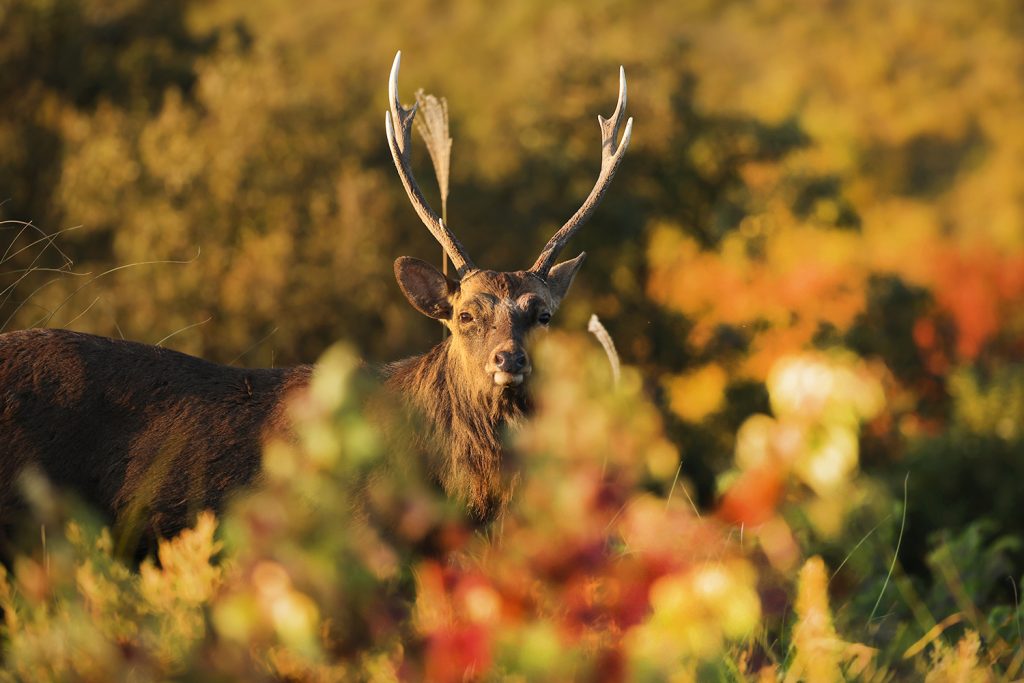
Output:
[[546, 252, 586, 304], [394, 256, 458, 320]]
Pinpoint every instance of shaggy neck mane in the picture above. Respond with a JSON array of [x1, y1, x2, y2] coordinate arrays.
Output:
[[383, 338, 529, 520]]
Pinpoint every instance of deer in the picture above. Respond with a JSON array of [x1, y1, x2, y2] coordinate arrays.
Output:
[[0, 52, 632, 554]]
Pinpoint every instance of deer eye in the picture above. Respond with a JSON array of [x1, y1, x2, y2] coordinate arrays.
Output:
[[459, 311, 474, 324], [538, 312, 552, 325]]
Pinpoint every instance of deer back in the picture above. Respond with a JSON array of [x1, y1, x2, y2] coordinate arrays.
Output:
[[0, 328, 311, 543]]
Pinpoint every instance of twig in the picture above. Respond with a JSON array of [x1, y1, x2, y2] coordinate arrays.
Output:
[[62, 296, 101, 328], [156, 317, 213, 347], [830, 516, 889, 581], [869, 473, 909, 623], [32, 248, 201, 328], [229, 326, 280, 366]]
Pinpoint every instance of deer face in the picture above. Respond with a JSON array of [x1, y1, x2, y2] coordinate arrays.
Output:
[[385, 52, 630, 396], [394, 254, 585, 395]]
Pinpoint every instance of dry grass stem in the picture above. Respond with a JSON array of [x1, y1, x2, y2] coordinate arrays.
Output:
[[588, 313, 620, 385], [413, 90, 452, 214]]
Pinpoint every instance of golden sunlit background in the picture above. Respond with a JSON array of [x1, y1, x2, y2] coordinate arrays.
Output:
[[3, 0, 1024, 679]]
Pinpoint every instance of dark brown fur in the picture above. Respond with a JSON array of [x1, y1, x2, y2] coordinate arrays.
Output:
[[0, 327, 311, 549], [384, 337, 529, 521]]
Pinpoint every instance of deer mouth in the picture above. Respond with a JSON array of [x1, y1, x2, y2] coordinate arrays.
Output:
[[493, 370, 527, 387]]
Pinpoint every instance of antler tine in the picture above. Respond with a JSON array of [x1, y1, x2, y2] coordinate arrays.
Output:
[[530, 66, 633, 278], [385, 51, 476, 276]]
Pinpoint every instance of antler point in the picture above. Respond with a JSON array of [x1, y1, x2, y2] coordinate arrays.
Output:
[[389, 53, 402, 103], [530, 63, 631, 274]]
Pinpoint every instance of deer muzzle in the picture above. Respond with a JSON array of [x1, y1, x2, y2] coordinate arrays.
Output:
[[489, 349, 530, 387]]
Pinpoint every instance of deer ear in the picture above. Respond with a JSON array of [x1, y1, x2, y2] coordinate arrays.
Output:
[[546, 252, 586, 304], [394, 256, 457, 320]]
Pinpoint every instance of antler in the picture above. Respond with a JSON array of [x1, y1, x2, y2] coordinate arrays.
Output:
[[385, 51, 476, 276], [530, 66, 633, 278]]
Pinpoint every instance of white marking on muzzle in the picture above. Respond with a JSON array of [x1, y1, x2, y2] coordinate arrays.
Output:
[[493, 371, 524, 386]]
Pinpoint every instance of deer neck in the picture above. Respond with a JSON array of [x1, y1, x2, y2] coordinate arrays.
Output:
[[386, 338, 529, 430], [383, 338, 529, 519]]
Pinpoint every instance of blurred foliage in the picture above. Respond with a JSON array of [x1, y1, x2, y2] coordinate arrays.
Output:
[[0, 336, 1016, 680], [5, 0, 1024, 678]]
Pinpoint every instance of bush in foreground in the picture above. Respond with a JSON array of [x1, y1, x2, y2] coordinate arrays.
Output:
[[1, 334, 1017, 681]]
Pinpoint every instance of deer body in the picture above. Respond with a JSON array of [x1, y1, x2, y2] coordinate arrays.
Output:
[[0, 327, 311, 541], [0, 52, 631, 548]]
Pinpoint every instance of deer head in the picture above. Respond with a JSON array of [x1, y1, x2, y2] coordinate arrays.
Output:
[[385, 52, 632, 399]]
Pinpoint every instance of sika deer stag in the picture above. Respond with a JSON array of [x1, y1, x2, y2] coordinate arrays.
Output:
[[0, 52, 632, 549]]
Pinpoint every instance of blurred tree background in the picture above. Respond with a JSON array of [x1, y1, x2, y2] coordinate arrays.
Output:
[[4, 0, 1024, 676]]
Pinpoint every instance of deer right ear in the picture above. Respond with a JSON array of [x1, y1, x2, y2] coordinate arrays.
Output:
[[546, 252, 587, 304], [394, 256, 457, 320]]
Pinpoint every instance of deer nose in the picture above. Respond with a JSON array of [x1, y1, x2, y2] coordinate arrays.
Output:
[[493, 350, 527, 373]]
